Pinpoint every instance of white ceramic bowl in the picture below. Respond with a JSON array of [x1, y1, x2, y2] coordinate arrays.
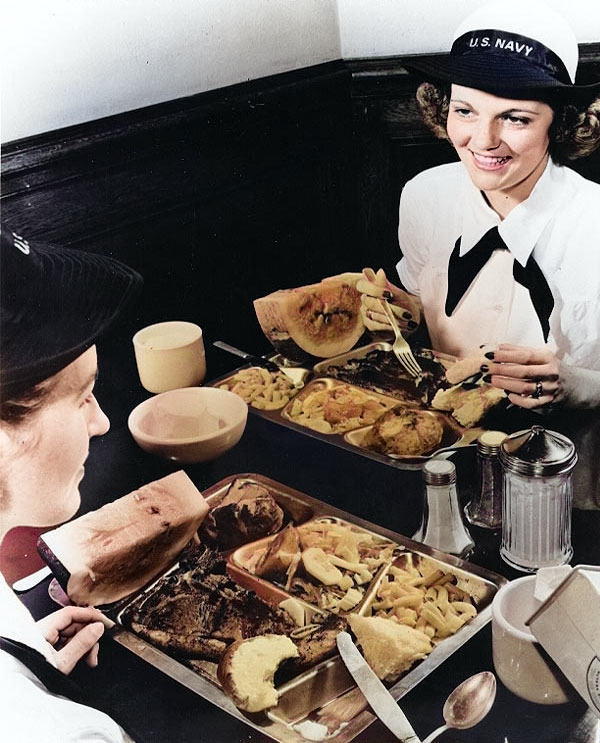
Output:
[[128, 387, 248, 463]]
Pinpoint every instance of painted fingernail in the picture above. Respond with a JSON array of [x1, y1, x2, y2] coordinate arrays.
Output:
[[484, 351, 495, 360], [383, 290, 394, 300], [402, 311, 412, 320], [482, 374, 492, 383], [480, 364, 489, 372], [407, 320, 418, 330]]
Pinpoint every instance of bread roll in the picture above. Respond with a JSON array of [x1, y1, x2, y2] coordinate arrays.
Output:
[[217, 634, 299, 712]]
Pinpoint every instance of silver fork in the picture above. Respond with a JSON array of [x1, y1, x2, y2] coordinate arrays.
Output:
[[379, 298, 423, 379]]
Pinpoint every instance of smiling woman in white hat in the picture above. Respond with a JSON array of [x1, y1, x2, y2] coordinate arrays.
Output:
[[359, 0, 600, 411], [0, 226, 141, 742]]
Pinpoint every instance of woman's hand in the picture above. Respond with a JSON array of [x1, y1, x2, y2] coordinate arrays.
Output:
[[37, 606, 106, 675], [356, 268, 422, 334], [480, 343, 561, 409]]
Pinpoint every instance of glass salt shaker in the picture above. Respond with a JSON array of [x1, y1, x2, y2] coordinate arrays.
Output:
[[413, 459, 474, 557], [465, 430, 507, 530], [499, 425, 577, 573]]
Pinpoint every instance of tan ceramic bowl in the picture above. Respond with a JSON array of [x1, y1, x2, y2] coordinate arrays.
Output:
[[128, 387, 247, 463]]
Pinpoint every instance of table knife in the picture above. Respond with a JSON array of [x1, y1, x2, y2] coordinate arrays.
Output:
[[336, 631, 421, 742], [213, 340, 280, 372]]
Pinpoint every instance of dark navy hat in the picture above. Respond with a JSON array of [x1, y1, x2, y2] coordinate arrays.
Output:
[[407, 0, 597, 97], [1, 226, 142, 402]]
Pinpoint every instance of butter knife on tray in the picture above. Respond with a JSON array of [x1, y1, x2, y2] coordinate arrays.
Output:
[[337, 631, 421, 742], [213, 340, 280, 372]]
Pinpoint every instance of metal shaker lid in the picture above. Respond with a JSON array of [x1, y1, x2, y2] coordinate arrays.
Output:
[[423, 459, 456, 485], [477, 430, 507, 456], [499, 425, 577, 477]]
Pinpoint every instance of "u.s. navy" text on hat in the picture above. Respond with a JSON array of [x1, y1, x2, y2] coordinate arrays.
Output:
[[469, 36, 533, 57]]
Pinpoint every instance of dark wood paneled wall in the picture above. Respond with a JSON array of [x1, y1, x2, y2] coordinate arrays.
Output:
[[2, 48, 599, 360], [1, 61, 357, 356]]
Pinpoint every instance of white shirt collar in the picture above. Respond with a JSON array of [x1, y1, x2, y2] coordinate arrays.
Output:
[[459, 159, 567, 266]]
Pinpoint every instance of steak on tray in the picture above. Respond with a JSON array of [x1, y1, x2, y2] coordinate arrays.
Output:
[[120, 544, 297, 662]]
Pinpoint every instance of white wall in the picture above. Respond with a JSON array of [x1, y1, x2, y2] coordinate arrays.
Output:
[[2, 0, 600, 144], [1, 0, 341, 143], [337, 0, 600, 58]]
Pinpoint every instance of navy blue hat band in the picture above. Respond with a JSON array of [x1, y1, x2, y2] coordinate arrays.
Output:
[[1, 227, 143, 402], [452, 30, 572, 86]]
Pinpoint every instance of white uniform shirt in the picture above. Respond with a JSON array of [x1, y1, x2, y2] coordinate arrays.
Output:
[[396, 160, 600, 371], [0, 574, 125, 743]]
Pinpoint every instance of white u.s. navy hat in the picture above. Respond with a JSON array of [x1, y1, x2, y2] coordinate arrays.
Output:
[[407, 0, 598, 97]]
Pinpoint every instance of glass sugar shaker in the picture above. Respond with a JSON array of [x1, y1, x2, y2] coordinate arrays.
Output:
[[465, 430, 507, 530], [413, 459, 474, 557], [499, 425, 577, 573]]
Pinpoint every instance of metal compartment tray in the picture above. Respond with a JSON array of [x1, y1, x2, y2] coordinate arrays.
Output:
[[212, 343, 481, 471], [105, 473, 507, 743]]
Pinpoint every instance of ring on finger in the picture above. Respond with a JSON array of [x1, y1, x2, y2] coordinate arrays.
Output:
[[532, 380, 543, 399]]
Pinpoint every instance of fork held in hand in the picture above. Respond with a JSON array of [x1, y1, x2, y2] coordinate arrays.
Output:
[[379, 299, 423, 379]]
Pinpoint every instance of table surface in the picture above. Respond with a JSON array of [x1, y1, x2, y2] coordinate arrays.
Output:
[[13, 347, 600, 743]]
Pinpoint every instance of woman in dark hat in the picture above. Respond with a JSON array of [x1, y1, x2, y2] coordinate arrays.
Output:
[[0, 227, 141, 741], [359, 0, 600, 411]]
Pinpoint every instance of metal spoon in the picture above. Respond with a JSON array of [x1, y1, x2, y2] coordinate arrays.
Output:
[[422, 671, 497, 743]]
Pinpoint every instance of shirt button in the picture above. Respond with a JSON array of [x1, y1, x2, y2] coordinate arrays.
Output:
[[493, 305, 504, 313]]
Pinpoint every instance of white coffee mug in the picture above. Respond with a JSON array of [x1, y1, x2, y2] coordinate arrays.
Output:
[[491, 575, 575, 705], [132, 321, 206, 393]]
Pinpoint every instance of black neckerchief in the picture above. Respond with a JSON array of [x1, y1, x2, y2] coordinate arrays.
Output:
[[445, 226, 554, 341]]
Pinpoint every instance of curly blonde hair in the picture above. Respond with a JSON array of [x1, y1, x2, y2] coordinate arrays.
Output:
[[416, 82, 600, 165]]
